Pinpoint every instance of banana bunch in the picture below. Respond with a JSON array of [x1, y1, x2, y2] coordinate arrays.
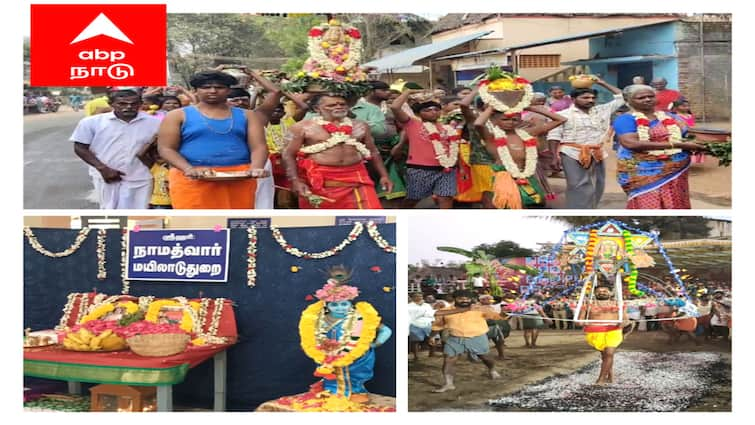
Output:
[[62, 329, 127, 351]]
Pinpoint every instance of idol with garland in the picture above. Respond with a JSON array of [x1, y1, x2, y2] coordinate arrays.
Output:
[[271, 267, 393, 411]]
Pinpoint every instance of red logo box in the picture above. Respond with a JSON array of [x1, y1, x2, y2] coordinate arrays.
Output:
[[31, 4, 166, 86]]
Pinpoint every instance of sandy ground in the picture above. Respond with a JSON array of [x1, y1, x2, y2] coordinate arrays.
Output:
[[408, 329, 731, 412]]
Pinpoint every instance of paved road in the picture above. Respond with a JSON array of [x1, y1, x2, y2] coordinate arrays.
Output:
[[24, 109, 95, 209]]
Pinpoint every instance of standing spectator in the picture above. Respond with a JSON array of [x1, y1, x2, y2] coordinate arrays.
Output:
[[521, 295, 551, 348], [471, 273, 487, 294], [158, 71, 269, 209], [550, 298, 568, 330], [71, 89, 160, 209], [409, 292, 436, 361], [547, 77, 624, 209], [547, 86, 572, 112], [650, 77, 682, 111]]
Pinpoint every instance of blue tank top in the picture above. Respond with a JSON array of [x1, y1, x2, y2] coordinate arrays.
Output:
[[180, 105, 250, 166]]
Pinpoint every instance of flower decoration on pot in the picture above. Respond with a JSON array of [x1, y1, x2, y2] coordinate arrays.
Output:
[[478, 65, 534, 114], [284, 18, 370, 98]]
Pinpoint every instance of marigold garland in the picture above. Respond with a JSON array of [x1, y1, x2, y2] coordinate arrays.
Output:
[[366, 221, 396, 253], [271, 222, 363, 259], [299, 300, 380, 373], [584, 229, 598, 295], [300, 117, 372, 159], [24, 227, 91, 258], [422, 122, 460, 170], [486, 123, 538, 181], [245, 226, 258, 287], [96, 229, 107, 280]]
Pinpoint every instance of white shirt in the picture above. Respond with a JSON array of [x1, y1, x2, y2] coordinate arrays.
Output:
[[71, 112, 161, 182], [254, 158, 274, 209], [408, 302, 435, 329], [546, 94, 625, 162], [472, 276, 485, 288]]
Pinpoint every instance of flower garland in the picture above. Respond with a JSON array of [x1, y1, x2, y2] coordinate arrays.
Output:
[[96, 229, 107, 280], [306, 21, 362, 75], [623, 230, 645, 297], [632, 111, 683, 158], [422, 122, 460, 170], [478, 81, 534, 114], [144, 297, 201, 334], [24, 227, 91, 258], [247, 226, 257, 287], [120, 229, 129, 294], [191, 298, 228, 345], [265, 119, 292, 154], [206, 298, 226, 341], [137, 296, 155, 312], [56, 293, 79, 330], [197, 298, 211, 330], [78, 294, 94, 323], [584, 229, 598, 282], [366, 221, 396, 253], [486, 124, 538, 183], [299, 300, 379, 376], [271, 222, 363, 259], [300, 117, 372, 159]]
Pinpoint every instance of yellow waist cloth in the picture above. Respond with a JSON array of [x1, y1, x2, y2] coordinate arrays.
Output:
[[584, 328, 623, 351]]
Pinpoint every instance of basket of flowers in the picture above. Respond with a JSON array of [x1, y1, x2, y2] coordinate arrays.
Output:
[[477, 66, 533, 113], [122, 321, 190, 357]]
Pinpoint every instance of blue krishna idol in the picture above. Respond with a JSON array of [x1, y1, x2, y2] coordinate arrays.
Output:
[[273, 267, 393, 412]]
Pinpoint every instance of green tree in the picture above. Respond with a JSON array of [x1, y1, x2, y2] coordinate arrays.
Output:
[[167, 14, 284, 85], [258, 15, 324, 75], [341, 14, 433, 60], [436, 246, 537, 297], [471, 240, 535, 259]]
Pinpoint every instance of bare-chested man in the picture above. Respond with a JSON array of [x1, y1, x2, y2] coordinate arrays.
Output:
[[578, 284, 629, 384], [281, 93, 393, 209], [474, 104, 566, 208]]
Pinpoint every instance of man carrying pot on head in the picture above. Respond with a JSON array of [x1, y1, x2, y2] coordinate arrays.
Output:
[[547, 77, 624, 209]]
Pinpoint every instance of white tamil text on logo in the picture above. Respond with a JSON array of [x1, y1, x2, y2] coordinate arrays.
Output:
[[69, 13, 136, 81]]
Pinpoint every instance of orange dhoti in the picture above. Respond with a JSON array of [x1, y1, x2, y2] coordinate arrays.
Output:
[[297, 159, 382, 209], [168, 164, 257, 209]]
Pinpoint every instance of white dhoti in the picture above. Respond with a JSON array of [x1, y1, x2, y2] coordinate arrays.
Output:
[[93, 178, 152, 209], [254, 158, 275, 209]]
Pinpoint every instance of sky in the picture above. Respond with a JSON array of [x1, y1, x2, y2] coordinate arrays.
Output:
[[408, 215, 568, 265]]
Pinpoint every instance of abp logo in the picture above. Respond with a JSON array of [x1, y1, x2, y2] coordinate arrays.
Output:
[[31, 4, 166, 86]]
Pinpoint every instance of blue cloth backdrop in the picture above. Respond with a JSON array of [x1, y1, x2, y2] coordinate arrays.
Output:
[[23, 224, 396, 410]]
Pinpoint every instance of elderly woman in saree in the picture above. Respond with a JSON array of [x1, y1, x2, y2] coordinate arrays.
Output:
[[612, 85, 707, 209]]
